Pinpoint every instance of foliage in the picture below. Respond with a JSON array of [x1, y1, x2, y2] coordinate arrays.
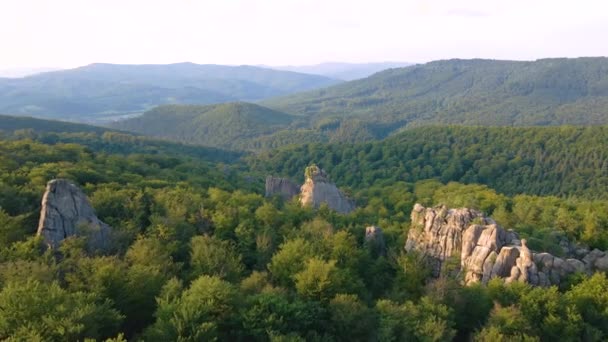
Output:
[[1, 124, 608, 341], [265, 57, 608, 140], [114, 102, 299, 151], [0, 280, 123, 341]]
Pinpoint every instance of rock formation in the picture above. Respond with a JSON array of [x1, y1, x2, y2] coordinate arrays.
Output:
[[405, 203, 494, 276], [405, 203, 608, 287], [265, 176, 300, 200], [36, 179, 112, 249], [299, 165, 355, 214]]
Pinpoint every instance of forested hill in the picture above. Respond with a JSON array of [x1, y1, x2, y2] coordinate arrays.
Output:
[[0, 62, 339, 122], [265, 57, 608, 128], [0, 114, 110, 134], [249, 125, 608, 199], [0, 114, 243, 163], [112, 102, 301, 150], [107, 58, 608, 151]]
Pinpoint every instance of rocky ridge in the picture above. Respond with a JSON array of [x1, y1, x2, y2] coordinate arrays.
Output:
[[405, 203, 608, 286], [36, 179, 112, 249]]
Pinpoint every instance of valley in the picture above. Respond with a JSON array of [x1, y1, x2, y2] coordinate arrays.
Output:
[[1, 57, 608, 341]]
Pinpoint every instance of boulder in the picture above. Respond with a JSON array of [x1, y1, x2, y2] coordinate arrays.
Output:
[[595, 255, 608, 271], [265, 176, 300, 200], [36, 179, 111, 250], [299, 165, 355, 214]]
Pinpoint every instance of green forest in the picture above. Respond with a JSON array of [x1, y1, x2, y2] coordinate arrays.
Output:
[[1, 57, 608, 342], [1, 124, 608, 341], [107, 58, 608, 151]]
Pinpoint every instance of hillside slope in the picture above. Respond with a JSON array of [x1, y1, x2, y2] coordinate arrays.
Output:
[[0, 114, 110, 134], [249, 125, 608, 199], [0, 63, 339, 122], [265, 57, 608, 132], [0, 114, 242, 163], [113, 102, 299, 150]]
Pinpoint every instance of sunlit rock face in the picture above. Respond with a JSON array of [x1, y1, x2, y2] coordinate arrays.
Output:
[[405, 203, 608, 287], [299, 165, 355, 214], [37, 179, 111, 250]]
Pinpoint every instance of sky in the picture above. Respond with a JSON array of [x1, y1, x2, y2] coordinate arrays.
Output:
[[1, 0, 607, 69]]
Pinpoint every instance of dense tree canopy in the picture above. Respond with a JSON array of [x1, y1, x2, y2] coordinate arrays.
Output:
[[0, 125, 607, 341]]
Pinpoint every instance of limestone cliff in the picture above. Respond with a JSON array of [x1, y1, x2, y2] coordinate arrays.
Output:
[[405, 203, 608, 286], [36, 179, 112, 249], [265, 176, 300, 200], [299, 165, 355, 214]]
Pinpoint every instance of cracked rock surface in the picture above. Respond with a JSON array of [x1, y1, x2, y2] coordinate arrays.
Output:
[[36, 179, 111, 249], [406, 203, 608, 286], [299, 165, 355, 214], [265, 176, 300, 200]]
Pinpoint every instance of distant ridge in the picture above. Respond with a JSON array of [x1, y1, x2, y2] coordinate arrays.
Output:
[[0, 114, 110, 134], [265, 57, 608, 132], [268, 61, 412, 80], [0, 63, 340, 122]]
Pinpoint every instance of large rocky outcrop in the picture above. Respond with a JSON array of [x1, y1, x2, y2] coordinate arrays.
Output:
[[405, 203, 608, 287], [265, 176, 300, 200], [299, 165, 355, 214], [405, 204, 494, 276], [36, 179, 112, 249]]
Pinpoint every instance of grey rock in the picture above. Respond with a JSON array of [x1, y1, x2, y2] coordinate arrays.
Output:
[[491, 246, 520, 279], [583, 249, 606, 266], [481, 251, 498, 284], [36, 179, 111, 250], [265, 176, 300, 200], [299, 165, 355, 214], [405, 204, 485, 277], [566, 258, 586, 273], [594, 255, 608, 271], [405, 203, 608, 287]]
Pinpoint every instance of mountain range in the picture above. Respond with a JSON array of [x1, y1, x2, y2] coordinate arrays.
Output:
[[111, 57, 608, 150], [0, 62, 339, 123]]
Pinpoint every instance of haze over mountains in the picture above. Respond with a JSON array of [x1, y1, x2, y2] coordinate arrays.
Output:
[[268, 62, 413, 80], [0, 67, 62, 78], [0, 62, 339, 123], [3, 57, 608, 151]]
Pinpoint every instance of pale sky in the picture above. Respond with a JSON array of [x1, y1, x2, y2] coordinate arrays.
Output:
[[1, 0, 607, 68]]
